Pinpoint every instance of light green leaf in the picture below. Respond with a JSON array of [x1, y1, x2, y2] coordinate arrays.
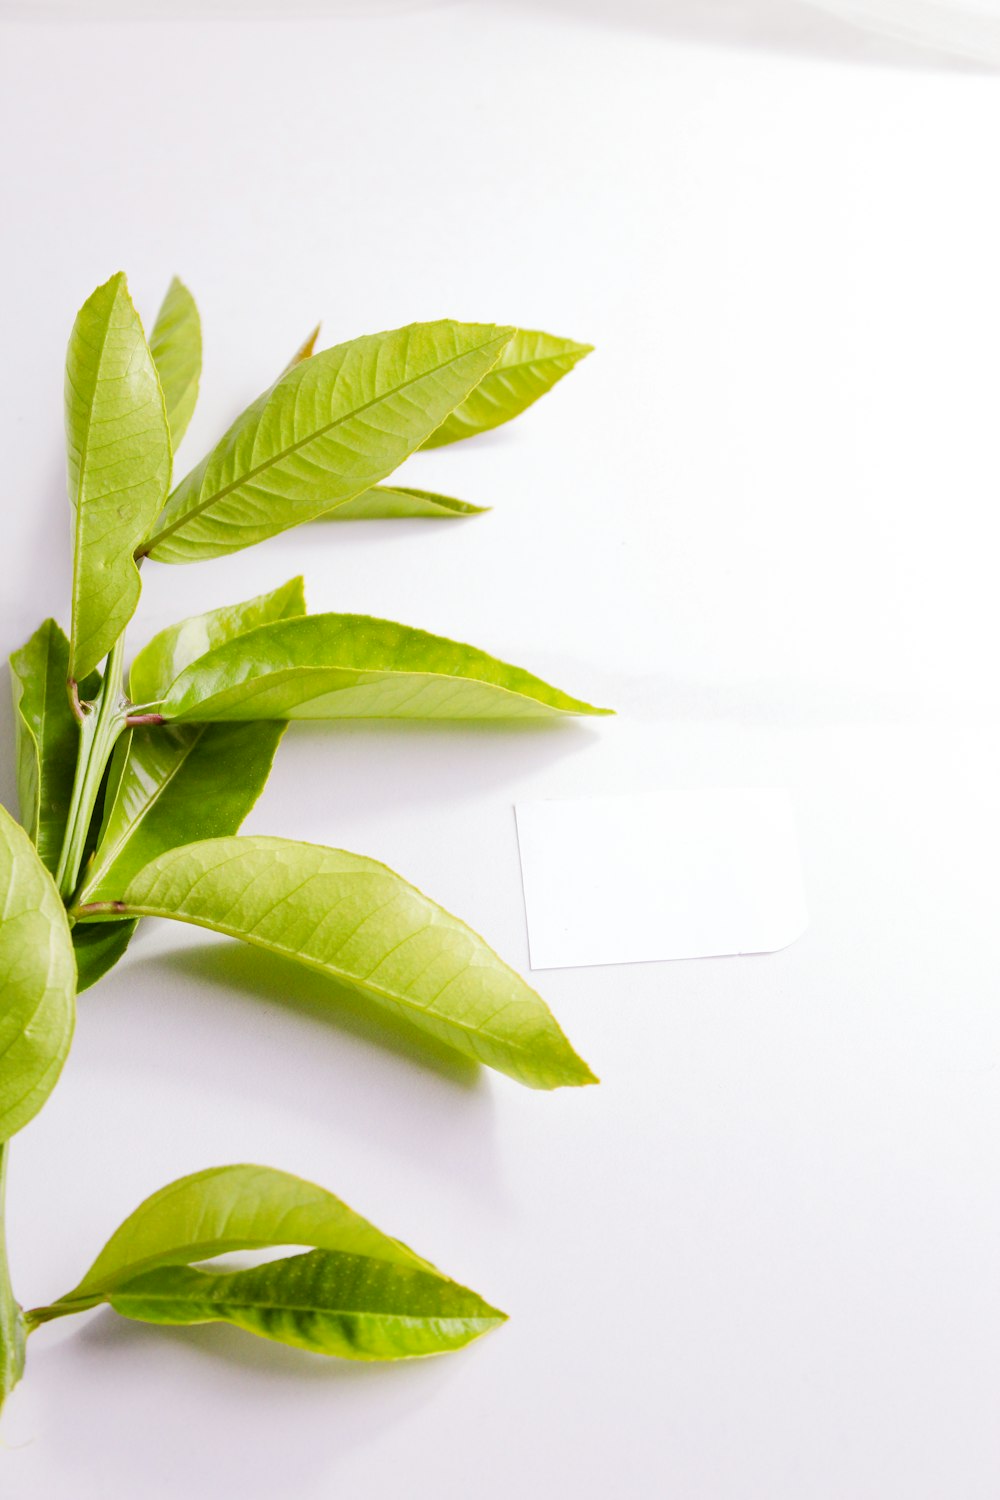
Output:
[[9, 620, 81, 873], [0, 803, 76, 1139], [150, 614, 611, 723], [129, 576, 305, 706], [139, 321, 514, 564], [109, 1248, 504, 1361], [149, 276, 202, 449], [77, 579, 305, 904], [421, 328, 592, 449], [65, 272, 171, 678], [46, 1163, 436, 1315], [321, 485, 486, 521], [77, 722, 285, 905], [72, 918, 138, 994], [83, 836, 597, 1089]]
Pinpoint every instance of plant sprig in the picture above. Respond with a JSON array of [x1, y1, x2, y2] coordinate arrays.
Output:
[[0, 272, 601, 1413]]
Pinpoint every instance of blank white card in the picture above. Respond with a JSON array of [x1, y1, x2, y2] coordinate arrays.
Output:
[[514, 789, 808, 971]]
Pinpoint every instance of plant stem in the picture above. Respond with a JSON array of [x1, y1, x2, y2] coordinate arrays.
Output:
[[54, 634, 129, 903], [0, 1143, 25, 1414]]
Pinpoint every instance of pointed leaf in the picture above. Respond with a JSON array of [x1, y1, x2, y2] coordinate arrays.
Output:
[[281, 323, 321, 376], [129, 576, 305, 706], [85, 836, 597, 1089], [9, 620, 81, 872], [76, 722, 285, 905], [149, 276, 202, 449], [0, 803, 76, 1139], [151, 614, 611, 722], [140, 321, 514, 563], [110, 1248, 504, 1361], [422, 328, 592, 448], [49, 1163, 435, 1314], [72, 917, 138, 993], [321, 485, 486, 521], [65, 272, 171, 677]]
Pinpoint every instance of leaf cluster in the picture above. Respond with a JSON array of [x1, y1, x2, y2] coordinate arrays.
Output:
[[0, 273, 600, 1405]]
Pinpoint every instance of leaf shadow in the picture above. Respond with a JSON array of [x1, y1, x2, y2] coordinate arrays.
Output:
[[156, 940, 482, 1091], [276, 717, 609, 820], [72, 1305, 452, 1389]]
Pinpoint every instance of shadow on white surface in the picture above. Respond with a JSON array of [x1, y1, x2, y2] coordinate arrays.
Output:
[[14, 1306, 470, 1499], [159, 941, 483, 1088]]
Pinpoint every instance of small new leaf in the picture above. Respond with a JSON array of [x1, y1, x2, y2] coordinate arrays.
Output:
[[66, 272, 171, 678], [0, 804, 76, 1139], [149, 277, 202, 449]]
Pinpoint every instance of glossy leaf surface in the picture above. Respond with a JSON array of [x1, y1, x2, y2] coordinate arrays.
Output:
[[154, 614, 610, 722], [72, 918, 138, 994], [0, 804, 76, 1139], [140, 321, 513, 562], [91, 836, 597, 1088], [65, 272, 171, 677], [149, 276, 201, 449], [53, 1163, 434, 1312], [129, 576, 305, 705], [422, 328, 591, 448], [110, 1248, 504, 1360], [321, 485, 486, 521], [9, 620, 80, 873]]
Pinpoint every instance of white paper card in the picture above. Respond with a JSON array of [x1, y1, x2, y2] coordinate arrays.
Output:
[[514, 789, 808, 971]]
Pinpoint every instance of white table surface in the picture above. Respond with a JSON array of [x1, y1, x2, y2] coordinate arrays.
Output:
[[2, 5, 1000, 1496]]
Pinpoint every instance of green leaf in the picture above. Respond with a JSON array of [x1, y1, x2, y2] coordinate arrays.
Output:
[[139, 321, 514, 563], [83, 836, 597, 1089], [129, 576, 305, 706], [76, 579, 305, 905], [77, 722, 285, 905], [0, 803, 76, 1139], [421, 328, 592, 449], [321, 485, 487, 521], [149, 277, 202, 449], [9, 620, 81, 873], [150, 614, 611, 722], [72, 918, 138, 993], [109, 1248, 504, 1361], [65, 272, 172, 678], [47, 1163, 437, 1314]]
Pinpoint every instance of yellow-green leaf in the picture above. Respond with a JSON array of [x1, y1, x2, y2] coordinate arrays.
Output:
[[149, 276, 201, 449], [65, 272, 171, 678], [140, 321, 513, 563], [0, 803, 76, 1138], [421, 328, 591, 448]]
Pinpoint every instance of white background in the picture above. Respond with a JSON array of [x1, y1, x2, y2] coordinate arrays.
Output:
[[2, 3, 1000, 1495]]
